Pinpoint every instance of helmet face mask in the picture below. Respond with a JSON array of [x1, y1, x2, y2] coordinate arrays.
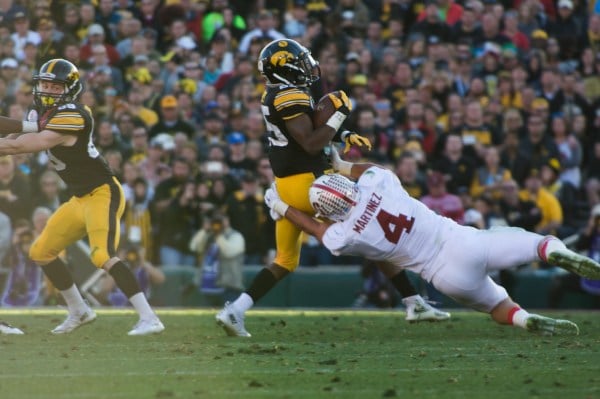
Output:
[[258, 39, 320, 86], [309, 174, 360, 222], [33, 59, 82, 109]]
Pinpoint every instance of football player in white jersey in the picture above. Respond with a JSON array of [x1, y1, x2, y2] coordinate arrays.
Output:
[[265, 146, 600, 335]]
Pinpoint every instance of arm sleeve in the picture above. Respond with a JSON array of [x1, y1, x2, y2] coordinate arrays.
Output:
[[273, 88, 312, 120], [45, 109, 85, 134]]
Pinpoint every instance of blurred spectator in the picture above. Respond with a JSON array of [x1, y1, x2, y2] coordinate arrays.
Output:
[[156, 179, 200, 267], [95, 118, 132, 159], [520, 168, 563, 235], [189, 212, 245, 304], [225, 132, 256, 181], [546, 0, 585, 61], [202, 0, 246, 44], [433, 132, 476, 194], [80, 23, 120, 66], [284, 0, 309, 39], [0, 155, 31, 224], [225, 172, 268, 264], [519, 113, 559, 169], [10, 11, 41, 61], [238, 10, 284, 55], [421, 170, 465, 223], [394, 153, 426, 199], [1, 224, 42, 307], [152, 156, 192, 215], [32, 170, 66, 212], [470, 146, 512, 199], [540, 158, 579, 236], [499, 179, 542, 231], [149, 95, 195, 139]]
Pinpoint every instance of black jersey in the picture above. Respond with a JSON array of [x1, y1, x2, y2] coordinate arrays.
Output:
[[261, 84, 330, 178], [43, 103, 114, 196]]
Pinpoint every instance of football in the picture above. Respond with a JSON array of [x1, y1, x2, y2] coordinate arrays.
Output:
[[312, 92, 339, 128]]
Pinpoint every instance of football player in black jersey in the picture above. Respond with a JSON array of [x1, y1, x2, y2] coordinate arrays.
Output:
[[216, 39, 449, 337], [0, 59, 164, 335]]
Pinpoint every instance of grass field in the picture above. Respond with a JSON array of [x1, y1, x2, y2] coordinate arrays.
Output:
[[0, 308, 599, 399]]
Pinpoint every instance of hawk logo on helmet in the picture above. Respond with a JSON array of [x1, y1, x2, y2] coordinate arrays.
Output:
[[258, 38, 320, 86], [270, 51, 294, 67]]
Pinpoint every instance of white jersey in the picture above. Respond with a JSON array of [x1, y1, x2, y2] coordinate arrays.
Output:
[[322, 166, 459, 281]]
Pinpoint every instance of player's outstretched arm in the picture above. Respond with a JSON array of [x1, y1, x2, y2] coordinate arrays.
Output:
[[264, 184, 329, 242], [0, 116, 38, 136], [329, 144, 377, 180], [0, 129, 69, 155]]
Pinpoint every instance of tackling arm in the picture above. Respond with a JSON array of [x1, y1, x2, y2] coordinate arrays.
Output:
[[282, 207, 330, 243]]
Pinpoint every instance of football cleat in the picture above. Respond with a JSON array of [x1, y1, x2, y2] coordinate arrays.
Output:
[[526, 314, 579, 336], [0, 321, 24, 335], [51, 307, 97, 334], [548, 249, 600, 280], [216, 302, 251, 337], [403, 296, 451, 322], [127, 317, 165, 336]]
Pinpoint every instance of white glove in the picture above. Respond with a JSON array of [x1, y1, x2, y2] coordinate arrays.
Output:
[[264, 182, 289, 221], [329, 144, 353, 175]]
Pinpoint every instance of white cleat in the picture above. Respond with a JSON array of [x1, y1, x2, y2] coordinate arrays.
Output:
[[548, 249, 600, 280], [403, 296, 451, 322], [128, 317, 165, 336], [216, 302, 251, 337], [526, 314, 579, 336], [51, 307, 97, 334], [0, 321, 24, 335]]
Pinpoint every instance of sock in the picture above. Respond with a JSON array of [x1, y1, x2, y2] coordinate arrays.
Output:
[[401, 294, 420, 306], [233, 293, 254, 313], [129, 292, 156, 320], [60, 284, 88, 314], [390, 270, 417, 298], [508, 306, 530, 328], [41, 258, 74, 291], [246, 268, 278, 303], [537, 236, 566, 261], [108, 261, 142, 298]]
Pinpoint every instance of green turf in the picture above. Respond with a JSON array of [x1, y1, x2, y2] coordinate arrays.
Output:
[[0, 308, 599, 399]]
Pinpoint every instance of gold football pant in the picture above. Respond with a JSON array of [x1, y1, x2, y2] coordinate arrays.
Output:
[[274, 172, 318, 271], [29, 177, 125, 268]]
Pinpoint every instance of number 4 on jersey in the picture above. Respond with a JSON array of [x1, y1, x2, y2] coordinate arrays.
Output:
[[376, 209, 415, 244]]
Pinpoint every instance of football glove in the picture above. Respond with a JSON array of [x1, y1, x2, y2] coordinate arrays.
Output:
[[326, 90, 352, 131], [264, 182, 289, 221], [340, 130, 372, 154]]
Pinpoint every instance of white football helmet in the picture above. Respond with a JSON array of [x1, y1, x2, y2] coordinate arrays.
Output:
[[309, 174, 360, 222]]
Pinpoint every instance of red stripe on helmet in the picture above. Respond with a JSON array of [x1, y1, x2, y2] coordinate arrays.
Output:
[[313, 183, 357, 206]]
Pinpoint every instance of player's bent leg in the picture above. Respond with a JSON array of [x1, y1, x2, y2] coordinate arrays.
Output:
[[538, 236, 600, 280], [104, 259, 164, 336], [491, 298, 579, 336], [36, 257, 96, 334]]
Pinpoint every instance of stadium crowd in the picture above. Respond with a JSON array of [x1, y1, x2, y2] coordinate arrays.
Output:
[[0, 0, 600, 307]]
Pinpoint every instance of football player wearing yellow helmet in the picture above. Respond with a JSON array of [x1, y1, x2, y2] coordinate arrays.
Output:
[[0, 59, 164, 335], [216, 39, 448, 337]]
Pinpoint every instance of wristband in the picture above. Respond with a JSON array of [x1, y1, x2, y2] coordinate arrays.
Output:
[[325, 111, 347, 131], [273, 200, 289, 216], [340, 130, 351, 141], [22, 121, 38, 133]]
